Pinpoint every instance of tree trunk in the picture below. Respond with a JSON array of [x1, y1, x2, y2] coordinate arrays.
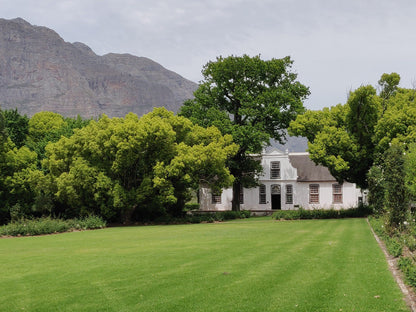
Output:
[[232, 180, 241, 211]]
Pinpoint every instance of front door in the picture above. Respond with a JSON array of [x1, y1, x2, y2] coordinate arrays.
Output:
[[271, 185, 281, 210]]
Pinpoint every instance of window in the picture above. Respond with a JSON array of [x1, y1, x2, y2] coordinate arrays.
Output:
[[270, 161, 281, 179], [332, 184, 343, 203], [309, 184, 319, 204], [212, 191, 222, 204], [259, 184, 266, 204], [286, 184, 293, 204]]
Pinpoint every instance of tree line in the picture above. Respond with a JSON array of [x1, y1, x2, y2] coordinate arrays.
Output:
[[2, 54, 415, 230], [289, 73, 416, 229], [0, 108, 239, 224], [0, 55, 310, 224]]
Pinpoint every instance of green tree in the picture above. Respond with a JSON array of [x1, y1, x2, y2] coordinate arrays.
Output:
[[2, 109, 29, 148], [289, 75, 407, 189], [383, 142, 408, 228], [180, 55, 310, 211], [43, 108, 237, 221], [25, 111, 91, 163], [290, 86, 380, 189], [373, 88, 416, 154], [405, 143, 416, 201], [378, 72, 400, 112], [366, 164, 385, 212], [0, 108, 6, 143], [25, 111, 68, 162], [0, 108, 8, 221], [0, 134, 40, 223]]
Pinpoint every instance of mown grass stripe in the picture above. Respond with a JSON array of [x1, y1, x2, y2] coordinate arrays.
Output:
[[0, 218, 409, 311]]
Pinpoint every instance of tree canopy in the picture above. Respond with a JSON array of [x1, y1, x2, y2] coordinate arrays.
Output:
[[43, 108, 237, 221], [0, 107, 237, 224], [289, 72, 415, 190], [180, 54, 310, 210]]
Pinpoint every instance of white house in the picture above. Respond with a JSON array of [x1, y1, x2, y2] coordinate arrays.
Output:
[[199, 149, 365, 211]]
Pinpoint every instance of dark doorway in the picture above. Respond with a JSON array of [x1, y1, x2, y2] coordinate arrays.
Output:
[[271, 184, 281, 210], [272, 194, 281, 210]]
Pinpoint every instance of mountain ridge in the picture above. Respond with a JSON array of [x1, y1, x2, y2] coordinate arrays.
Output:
[[0, 17, 197, 117]]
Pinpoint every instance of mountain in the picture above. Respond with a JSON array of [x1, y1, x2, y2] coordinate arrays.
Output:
[[0, 18, 197, 117], [271, 133, 308, 153]]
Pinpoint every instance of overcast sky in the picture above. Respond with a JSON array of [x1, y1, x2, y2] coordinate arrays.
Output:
[[1, 0, 416, 110]]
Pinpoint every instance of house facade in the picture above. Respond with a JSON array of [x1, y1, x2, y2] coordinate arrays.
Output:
[[199, 149, 365, 211]]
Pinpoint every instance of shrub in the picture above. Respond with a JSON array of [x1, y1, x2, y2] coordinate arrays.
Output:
[[0, 216, 106, 237], [187, 210, 251, 223], [403, 234, 416, 252], [184, 203, 200, 211], [368, 216, 402, 257], [384, 236, 403, 257], [221, 211, 241, 220], [273, 206, 372, 221], [67, 215, 107, 230], [240, 210, 251, 218], [398, 257, 416, 288], [0, 217, 70, 236]]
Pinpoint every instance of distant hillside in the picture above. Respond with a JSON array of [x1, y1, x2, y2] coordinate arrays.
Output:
[[271, 133, 308, 152], [0, 18, 197, 117]]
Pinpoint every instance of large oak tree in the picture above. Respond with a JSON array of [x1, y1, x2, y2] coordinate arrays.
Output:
[[180, 55, 310, 211]]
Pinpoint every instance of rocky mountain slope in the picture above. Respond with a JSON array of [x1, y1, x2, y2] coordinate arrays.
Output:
[[0, 18, 197, 117]]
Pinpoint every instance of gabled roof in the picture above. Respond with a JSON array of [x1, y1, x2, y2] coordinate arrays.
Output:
[[288, 153, 336, 182]]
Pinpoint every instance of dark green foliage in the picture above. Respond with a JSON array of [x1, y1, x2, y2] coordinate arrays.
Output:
[[67, 215, 107, 230], [366, 216, 403, 257], [273, 206, 372, 220], [0, 108, 7, 144], [369, 216, 416, 289], [403, 234, 416, 252], [383, 143, 408, 228], [344, 86, 380, 188], [367, 164, 385, 213], [220, 210, 250, 220], [0, 215, 106, 237], [2, 109, 29, 148], [368, 215, 385, 237], [151, 210, 252, 224], [184, 203, 200, 210], [384, 236, 403, 257], [398, 257, 416, 288]]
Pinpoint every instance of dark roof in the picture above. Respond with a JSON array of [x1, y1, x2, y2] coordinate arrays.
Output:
[[289, 154, 336, 182]]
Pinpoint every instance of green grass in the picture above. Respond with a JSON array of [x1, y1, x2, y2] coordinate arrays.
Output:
[[0, 218, 409, 311]]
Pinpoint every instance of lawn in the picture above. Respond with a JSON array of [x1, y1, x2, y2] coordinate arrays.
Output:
[[0, 218, 409, 312]]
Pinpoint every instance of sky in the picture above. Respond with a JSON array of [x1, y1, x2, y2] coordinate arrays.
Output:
[[1, 0, 416, 110]]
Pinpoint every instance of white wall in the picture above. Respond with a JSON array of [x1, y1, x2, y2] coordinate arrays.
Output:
[[295, 182, 361, 210], [198, 150, 363, 211]]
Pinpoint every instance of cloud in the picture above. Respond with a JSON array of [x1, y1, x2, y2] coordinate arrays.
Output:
[[1, 0, 416, 109]]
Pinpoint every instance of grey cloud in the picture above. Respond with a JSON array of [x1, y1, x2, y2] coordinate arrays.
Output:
[[1, 0, 415, 109]]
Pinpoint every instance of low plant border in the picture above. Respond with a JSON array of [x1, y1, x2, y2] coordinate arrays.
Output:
[[368, 216, 416, 311], [272, 205, 372, 220], [0, 215, 107, 237], [155, 210, 251, 224]]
